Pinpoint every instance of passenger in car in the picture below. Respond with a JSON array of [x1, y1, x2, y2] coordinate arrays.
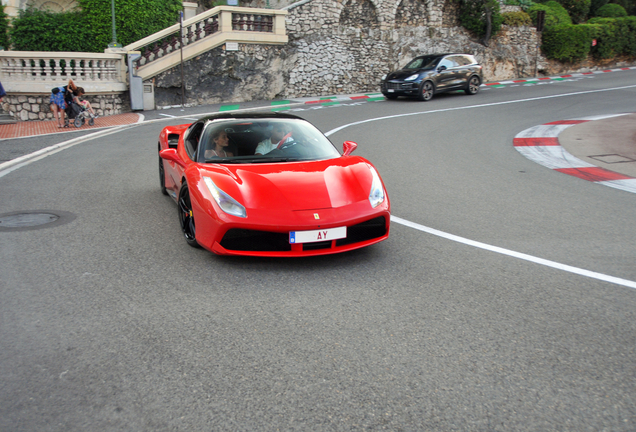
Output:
[[255, 123, 292, 155], [205, 129, 234, 158]]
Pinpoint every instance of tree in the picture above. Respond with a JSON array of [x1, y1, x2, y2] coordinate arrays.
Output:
[[458, 0, 504, 46], [0, 5, 9, 50]]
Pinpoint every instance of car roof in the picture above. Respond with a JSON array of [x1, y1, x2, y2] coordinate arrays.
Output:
[[197, 111, 304, 123], [416, 53, 470, 58]]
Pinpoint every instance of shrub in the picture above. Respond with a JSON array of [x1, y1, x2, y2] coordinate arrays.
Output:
[[502, 11, 533, 25], [589, 0, 609, 16], [0, 5, 9, 50], [77, 0, 182, 51], [588, 16, 636, 57], [504, 0, 534, 10], [541, 23, 593, 60], [558, 0, 591, 23], [595, 3, 628, 16], [609, 0, 635, 16], [527, 1, 572, 30], [9, 8, 93, 51], [9, 0, 182, 52]]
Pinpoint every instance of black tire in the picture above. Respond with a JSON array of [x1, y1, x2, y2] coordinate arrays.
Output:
[[465, 75, 481, 95], [74, 116, 83, 128], [88, 118, 95, 126], [178, 182, 200, 248], [384, 93, 398, 100], [417, 81, 434, 101], [159, 145, 168, 196]]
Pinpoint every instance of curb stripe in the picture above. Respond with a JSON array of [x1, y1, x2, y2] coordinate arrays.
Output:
[[513, 137, 559, 146], [514, 115, 636, 194], [555, 167, 633, 182]]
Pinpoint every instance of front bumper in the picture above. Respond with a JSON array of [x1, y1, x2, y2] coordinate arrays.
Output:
[[381, 80, 419, 96]]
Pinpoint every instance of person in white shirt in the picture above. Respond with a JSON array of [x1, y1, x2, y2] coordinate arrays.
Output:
[[255, 123, 292, 155]]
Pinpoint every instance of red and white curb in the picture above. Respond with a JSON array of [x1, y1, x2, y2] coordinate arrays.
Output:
[[487, 66, 636, 86], [513, 114, 636, 194]]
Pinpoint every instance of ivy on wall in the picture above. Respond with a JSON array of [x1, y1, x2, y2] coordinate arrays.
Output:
[[8, 0, 182, 52]]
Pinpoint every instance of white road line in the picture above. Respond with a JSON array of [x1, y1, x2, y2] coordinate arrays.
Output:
[[391, 216, 636, 290], [324, 84, 636, 136], [323, 86, 636, 290], [3, 86, 635, 290]]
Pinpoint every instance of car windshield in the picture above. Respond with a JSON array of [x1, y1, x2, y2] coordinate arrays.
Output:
[[196, 118, 341, 164], [404, 55, 441, 70]]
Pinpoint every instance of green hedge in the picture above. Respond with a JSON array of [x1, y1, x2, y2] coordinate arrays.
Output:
[[542, 23, 593, 61], [9, 0, 182, 52], [588, 16, 636, 57], [0, 5, 9, 50], [542, 16, 636, 61], [9, 9, 93, 51], [527, 1, 572, 29], [595, 3, 628, 16], [558, 0, 591, 23]]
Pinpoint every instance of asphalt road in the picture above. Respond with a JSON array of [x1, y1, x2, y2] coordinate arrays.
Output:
[[1, 70, 635, 431]]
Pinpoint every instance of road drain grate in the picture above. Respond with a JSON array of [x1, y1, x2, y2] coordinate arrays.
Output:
[[0, 210, 76, 232]]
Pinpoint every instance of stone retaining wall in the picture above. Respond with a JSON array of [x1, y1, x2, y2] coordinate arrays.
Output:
[[153, 0, 544, 106], [1, 93, 128, 122]]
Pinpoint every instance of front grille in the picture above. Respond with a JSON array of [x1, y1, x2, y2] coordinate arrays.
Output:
[[221, 229, 291, 252], [220, 216, 388, 253], [385, 82, 413, 90], [336, 216, 387, 247]]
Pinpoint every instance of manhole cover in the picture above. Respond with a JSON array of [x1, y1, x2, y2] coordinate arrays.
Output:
[[0, 210, 76, 232], [589, 154, 636, 164]]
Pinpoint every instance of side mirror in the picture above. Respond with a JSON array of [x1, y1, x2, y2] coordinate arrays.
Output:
[[159, 148, 186, 168], [437, 65, 447, 72], [342, 141, 358, 156]]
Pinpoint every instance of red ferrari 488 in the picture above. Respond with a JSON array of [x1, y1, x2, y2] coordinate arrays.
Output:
[[158, 112, 390, 256]]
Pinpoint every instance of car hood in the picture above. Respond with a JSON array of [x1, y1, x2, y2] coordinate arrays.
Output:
[[386, 67, 434, 80], [200, 157, 375, 211]]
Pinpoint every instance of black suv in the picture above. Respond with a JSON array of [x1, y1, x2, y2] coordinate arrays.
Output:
[[381, 53, 483, 101]]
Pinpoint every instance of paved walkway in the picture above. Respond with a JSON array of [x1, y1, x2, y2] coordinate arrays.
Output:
[[0, 113, 142, 139]]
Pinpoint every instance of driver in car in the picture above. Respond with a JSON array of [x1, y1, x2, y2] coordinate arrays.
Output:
[[255, 123, 293, 155]]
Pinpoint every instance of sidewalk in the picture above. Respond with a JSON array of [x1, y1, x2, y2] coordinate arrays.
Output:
[[0, 113, 142, 139]]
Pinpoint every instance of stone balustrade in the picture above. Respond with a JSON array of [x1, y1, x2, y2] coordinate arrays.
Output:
[[125, 6, 287, 80], [0, 51, 128, 94], [0, 5, 288, 122]]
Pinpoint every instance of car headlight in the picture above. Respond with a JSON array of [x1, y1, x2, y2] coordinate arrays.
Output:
[[404, 74, 419, 81], [381, 74, 387, 80], [368, 167, 385, 208], [203, 176, 246, 218]]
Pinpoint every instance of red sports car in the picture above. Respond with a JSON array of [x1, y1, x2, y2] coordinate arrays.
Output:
[[158, 112, 390, 256]]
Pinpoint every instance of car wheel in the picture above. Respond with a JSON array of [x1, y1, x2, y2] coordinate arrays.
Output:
[[465, 75, 481, 95], [178, 182, 200, 248], [418, 81, 434, 101], [159, 145, 168, 196], [384, 93, 398, 100], [74, 117, 83, 128]]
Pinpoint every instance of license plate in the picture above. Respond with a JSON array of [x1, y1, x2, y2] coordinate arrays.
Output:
[[387, 89, 395, 93], [289, 226, 346, 244]]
